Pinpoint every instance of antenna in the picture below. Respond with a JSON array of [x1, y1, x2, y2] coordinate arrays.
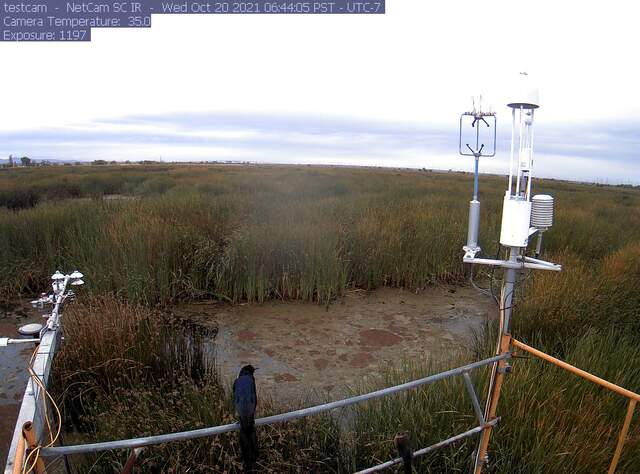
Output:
[[459, 95, 496, 259]]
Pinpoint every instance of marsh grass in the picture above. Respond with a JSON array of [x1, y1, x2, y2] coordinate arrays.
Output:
[[2, 165, 638, 306], [348, 327, 640, 474], [51, 297, 344, 473], [53, 301, 640, 473], [5, 164, 640, 472]]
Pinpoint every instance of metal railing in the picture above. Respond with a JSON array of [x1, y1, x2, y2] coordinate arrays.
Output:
[[7, 326, 640, 473], [33, 354, 506, 472], [510, 338, 639, 474], [4, 272, 79, 474]]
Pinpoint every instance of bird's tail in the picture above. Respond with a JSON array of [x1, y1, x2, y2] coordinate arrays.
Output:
[[401, 453, 412, 474], [239, 417, 258, 472]]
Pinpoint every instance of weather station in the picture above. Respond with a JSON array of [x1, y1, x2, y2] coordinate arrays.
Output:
[[459, 73, 566, 473]]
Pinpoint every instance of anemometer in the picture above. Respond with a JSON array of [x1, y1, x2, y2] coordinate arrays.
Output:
[[459, 95, 496, 259]]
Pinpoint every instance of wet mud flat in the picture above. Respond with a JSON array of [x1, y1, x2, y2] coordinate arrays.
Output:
[[175, 285, 495, 407]]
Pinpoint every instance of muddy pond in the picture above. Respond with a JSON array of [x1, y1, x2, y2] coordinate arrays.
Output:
[[173, 285, 495, 405], [0, 285, 494, 462]]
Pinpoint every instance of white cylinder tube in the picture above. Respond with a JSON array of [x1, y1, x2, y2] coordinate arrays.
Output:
[[467, 200, 481, 249]]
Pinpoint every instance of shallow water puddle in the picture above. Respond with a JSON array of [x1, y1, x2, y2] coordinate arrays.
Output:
[[174, 285, 495, 407]]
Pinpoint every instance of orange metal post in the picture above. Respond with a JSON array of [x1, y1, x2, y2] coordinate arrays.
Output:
[[11, 433, 25, 474], [510, 339, 640, 401], [510, 338, 640, 474], [22, 422, 47, 474], [473, 333, 511, 474], [607, 399, 636, 474]]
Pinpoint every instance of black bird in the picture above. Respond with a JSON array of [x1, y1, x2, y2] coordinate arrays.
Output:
[[233, 364, 258, 472], [394, 431, 413, 474]]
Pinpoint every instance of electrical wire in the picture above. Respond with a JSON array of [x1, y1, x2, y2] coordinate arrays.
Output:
[[22, 446, 40, 474], [468, 241, 501, 307], [28, 367, 62, 447], [469, 265, 492, 297], [28, 346, 54, 445], [21, 341, 63, 474]]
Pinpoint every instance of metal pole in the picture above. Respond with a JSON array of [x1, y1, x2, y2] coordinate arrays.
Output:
[[501, 248, 518, 332], [510, 339, 640, 401], [474, 247, 519, 473], [473, 156, 480, 201], [40, 354, 509, 457], [57, 429, 73, 474], [507, 108, 515, 195], [354, 419, 500, 474], [463, 372, 485, 426], [608, 399, 637, 474]]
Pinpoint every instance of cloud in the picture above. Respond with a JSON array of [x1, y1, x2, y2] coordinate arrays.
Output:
[[0, 111, 637, 184]]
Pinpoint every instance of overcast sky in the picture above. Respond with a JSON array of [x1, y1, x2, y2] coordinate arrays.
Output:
[[1, 1, 639, 183]]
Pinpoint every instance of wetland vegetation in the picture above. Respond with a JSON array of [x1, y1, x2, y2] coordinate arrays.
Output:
[[1, 164, 639, 472]]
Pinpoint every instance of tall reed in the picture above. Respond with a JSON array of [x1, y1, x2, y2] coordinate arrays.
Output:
[[2, 165, 637, 305]]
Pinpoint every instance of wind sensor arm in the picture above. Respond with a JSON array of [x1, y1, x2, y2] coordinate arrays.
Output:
[[459, 98, 496, 259]]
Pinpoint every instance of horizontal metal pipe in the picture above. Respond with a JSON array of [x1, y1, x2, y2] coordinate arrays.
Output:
[[41, 354, 509, 456], [511, 339, 640, 401], [463, 257, 561, 272], [354, 419, 500, 474], [0, 338, 40, 346], [521, 255, 556, 266], [521, 262, 561, 271]]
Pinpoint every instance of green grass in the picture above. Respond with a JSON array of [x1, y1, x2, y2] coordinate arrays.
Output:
[[348, 327, 640, 473], [2, 164, 639, 472], [2, 165, 638, 306]]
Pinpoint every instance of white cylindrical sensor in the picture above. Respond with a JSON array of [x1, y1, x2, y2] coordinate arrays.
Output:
[[467, 200, 481, 249], [531, 194, 554, 229]]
